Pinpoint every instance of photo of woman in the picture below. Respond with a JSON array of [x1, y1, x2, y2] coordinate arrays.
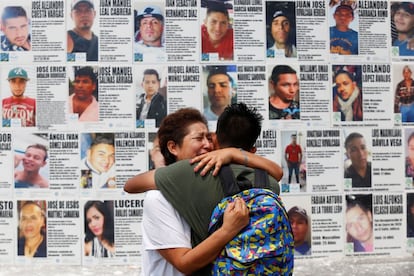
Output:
[[84, 200, 115, 257]]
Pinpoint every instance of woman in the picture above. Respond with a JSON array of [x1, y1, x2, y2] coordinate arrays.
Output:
[[126, 107, 282, 275], [84, 200, 115, 257], [344, 132, 372, 188], [18, 201, 47, 257], [345, 195, 374, 252]]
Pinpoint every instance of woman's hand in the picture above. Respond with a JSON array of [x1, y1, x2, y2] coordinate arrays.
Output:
[[190, 148, 236, 176], [221, 197, 249, 235]]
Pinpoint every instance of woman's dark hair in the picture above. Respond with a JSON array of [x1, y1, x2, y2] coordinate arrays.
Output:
[[157, 108, 208, 165], [84, 201, 114, 245]]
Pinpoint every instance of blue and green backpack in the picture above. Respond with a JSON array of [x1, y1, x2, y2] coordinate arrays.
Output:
[[208, 165, 294, 275]]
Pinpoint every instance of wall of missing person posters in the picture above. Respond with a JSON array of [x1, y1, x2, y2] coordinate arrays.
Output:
[[0, 0, 414, 268]]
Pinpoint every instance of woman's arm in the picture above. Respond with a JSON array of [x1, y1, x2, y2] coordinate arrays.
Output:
[[191, 147, 283, 181], [158, 198, 249, 275]]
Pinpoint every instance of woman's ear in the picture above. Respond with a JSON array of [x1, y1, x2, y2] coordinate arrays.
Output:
[[166, 140, 178, 157]]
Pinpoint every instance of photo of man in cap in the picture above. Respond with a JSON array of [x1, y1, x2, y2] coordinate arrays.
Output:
[[2, 67, 35, 127], [201, 1, 234, 60], [266, 2, 297, 58], [67, 0, 98, 61], [288, 206, 311, 256], [330, 4, 358, 55], [392, 1, 414, 56], [0, 6, 31, 51], [134, 4, 165, 62]]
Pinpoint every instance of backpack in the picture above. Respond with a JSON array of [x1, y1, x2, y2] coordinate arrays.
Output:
[[208, 165, 294, 276]]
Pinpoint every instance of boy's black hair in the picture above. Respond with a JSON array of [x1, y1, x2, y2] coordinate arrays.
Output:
[[216, 102, 263, 151]]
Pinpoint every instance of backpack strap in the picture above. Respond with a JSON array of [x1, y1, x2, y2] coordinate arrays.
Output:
[[254, 168, 269, 189], [218, 165, 241, 197], [211, 166, 270, 235], [219, 165, 270, 196]]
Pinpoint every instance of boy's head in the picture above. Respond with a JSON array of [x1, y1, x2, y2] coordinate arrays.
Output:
[[216, 102, 263, 151]]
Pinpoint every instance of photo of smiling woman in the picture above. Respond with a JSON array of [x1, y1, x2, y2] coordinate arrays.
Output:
[[17, 201, 47, 257], [84, 200, 115, 257]]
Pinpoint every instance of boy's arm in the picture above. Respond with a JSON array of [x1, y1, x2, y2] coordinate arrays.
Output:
[[124, 138, 165, 194], [158, 198, 248, 275], [123, 170, 157, 193], [191, 147, 283, 181]]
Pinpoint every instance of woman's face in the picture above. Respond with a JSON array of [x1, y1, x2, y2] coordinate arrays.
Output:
[[86, 206, 104, 237], [173, 122, 213, 161], [346, 137, 368, 170], [346, 205, 373, 243], [20, 204, 44, 239]]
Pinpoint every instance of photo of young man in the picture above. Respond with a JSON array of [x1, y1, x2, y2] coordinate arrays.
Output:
[[67, 0, 98, 61], [2, 67, 35, 127], [0, 6, 31, 51]]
